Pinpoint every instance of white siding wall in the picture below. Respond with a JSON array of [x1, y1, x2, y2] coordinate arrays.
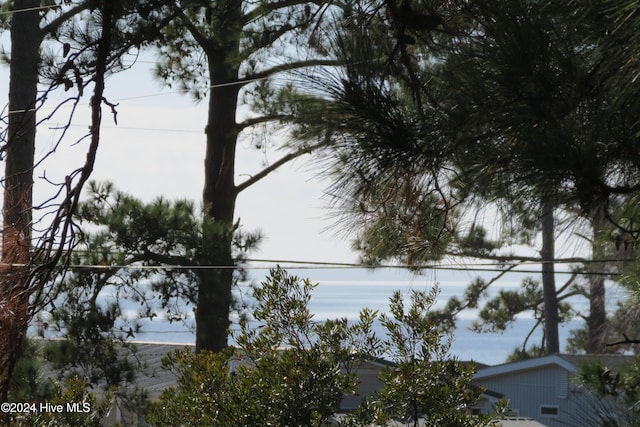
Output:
[[475, 366, 594, 427]]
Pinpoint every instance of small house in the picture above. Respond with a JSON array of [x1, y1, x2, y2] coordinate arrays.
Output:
[[473, 354, 634, 427]]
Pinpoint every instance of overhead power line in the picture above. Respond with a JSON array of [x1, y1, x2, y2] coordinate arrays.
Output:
[[0, 258, 627, 276], [0, 4, 60, 16], [56, 123, 203, 134]]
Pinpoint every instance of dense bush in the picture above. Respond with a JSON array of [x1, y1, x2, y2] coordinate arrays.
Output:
[[147, 267, 496, 427]]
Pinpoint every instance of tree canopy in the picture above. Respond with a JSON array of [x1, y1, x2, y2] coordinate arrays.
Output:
[[6, 0, 640, 411], [290, 0, 640, 355]]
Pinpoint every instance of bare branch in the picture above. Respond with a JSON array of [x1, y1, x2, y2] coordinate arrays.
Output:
[[243, 0, 328, 24], [237, 113, 293, 130], [30, 0, 117, 309], [236, 140, 330, 193], [607, 334, 640, 347], [237, 59, 342, 89], [39, 2, 92, 36], [443, 250, 589, 265], [176, 9, 212, 52]]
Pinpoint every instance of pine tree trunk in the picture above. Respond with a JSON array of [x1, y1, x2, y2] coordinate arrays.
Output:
[[196, 24, 242, 352], [541, 200, 560, 354], [2, 0, 39, 268], [587, 208, 607, 353], [1, 0, 40, 402]]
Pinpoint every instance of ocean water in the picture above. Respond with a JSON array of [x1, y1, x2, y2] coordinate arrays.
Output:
[[125, 266, 622, 366]]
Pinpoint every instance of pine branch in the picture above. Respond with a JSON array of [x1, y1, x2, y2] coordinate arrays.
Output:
[[236, 140, 329, 193], [443, 250, 589, 264], [237, 59, 342, 88], [176, 9, 212, 51], [242, 0, 327, 24], [237, 113, 293, 130], [39, 2, 92, 36], [126, 252, 195, 270], [607, 334, 640, 347]]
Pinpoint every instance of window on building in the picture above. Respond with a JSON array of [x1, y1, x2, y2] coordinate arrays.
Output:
[[540, 405, 559, 417]]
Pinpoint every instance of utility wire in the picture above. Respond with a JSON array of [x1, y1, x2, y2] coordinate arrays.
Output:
[[57, 123, 202, 134], [246, 257, 633, 266], [6, 76, 278, 115], [31, 249, 636, 267], [0, 260, 625, 276], [4, 55, 340, 114], [0, 4, 60, 15]]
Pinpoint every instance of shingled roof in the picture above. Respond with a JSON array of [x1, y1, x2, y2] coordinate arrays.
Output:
[[122, 341, 193, 398]]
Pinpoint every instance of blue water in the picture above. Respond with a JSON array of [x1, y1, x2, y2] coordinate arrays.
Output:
[[120, 266, 619, 366]]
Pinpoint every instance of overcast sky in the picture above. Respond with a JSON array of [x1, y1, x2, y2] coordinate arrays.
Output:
[[0, 44, 359, 265]]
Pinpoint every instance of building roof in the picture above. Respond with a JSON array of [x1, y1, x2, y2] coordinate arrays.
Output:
[[125, 341, 193, 397], [36, 339, 193, 398], [474, 353, 634, 380], [474, 354, 576, 379], [498, 418, 547, 427], [556, 353, 633, 373]]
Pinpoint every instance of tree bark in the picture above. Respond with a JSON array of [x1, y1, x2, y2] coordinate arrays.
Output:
[[587, 208, 607, 353], [0, 0, 41, 402], [184, 2, 330, 353], [541, 200, 560, 354], [2, 0, 39, 267], [195, 5, 243, 352]]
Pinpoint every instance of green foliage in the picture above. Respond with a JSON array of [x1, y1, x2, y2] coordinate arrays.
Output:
[[7, 339, 115, 426], [149, 346, 345, 426], [297, 0, 640, 357], [585, 214, 640, 352], [477, 278, 549, 332], [456, 227, 500, 257], [7, 374, 111, 427], [238, 267, 380, 358], [148, 267, 374, 426], [32, 1, 175, 95], [347, 289, 490, 427], [427, 272, 581, 356], [579, 360, 627, 397], [28, 377, 110, 427], [153, 0, 335, 102], [574, 358, 640, 426], [39, 180, 261, 338], [148, 0, 349, 353], [350, 184, 457, 268], [8, 338, 55, 403], [41, 339, 136, 390], [148, 268, 492, 427], [31, 181, 262, 424], [13, 334, 147, 424], [145, 348, 233, 426]]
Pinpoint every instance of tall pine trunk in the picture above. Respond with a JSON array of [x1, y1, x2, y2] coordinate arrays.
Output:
[[541, 200, 560, 354], [2, 0, 39, 274], [195, 12, 242, 352], [587, 207, 607, 353], [1, 0, 40, 401]]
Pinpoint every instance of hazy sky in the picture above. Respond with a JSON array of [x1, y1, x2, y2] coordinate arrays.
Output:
[[0, 45, 357, 265]]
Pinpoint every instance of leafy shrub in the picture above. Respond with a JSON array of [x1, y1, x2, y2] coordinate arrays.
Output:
[[148, 267, 495, 427]]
